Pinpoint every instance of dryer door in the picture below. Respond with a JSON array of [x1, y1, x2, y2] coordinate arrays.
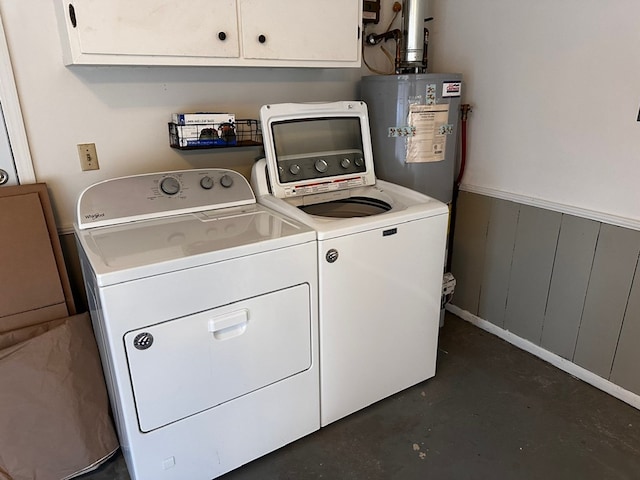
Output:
[[124, 283, 312, 432]]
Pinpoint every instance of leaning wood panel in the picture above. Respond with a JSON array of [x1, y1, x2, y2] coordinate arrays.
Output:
[[0, 184, 75, 332], [0, 193, 63, 318]]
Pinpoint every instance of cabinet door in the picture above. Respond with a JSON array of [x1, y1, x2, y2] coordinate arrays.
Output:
[[239, 0, 361, 63], [59, 0, 239, 63]]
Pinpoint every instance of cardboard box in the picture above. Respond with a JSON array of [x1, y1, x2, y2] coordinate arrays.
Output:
[[0, 313, 119, 480], [0, 183, 118, 480], [0, 184, 76, 331]]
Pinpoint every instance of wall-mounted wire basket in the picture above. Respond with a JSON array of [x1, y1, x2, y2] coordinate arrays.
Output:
[[169, 119, 262, 150]]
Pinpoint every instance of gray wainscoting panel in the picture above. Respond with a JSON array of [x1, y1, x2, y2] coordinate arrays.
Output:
[[610, 259, 640, 395], [573, 225, 640, 378], [504, 205, 562, 343], [478, 198, 520, 328], [451, 190, 640, 400], [450, 191, 492, 315], [540, 215, 600, 359]]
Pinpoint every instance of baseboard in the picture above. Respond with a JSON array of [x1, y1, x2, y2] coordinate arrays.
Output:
[[446, 304, 640, 411]]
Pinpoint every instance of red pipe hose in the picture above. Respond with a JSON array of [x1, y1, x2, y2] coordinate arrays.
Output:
[[456, 104, 472, 187]]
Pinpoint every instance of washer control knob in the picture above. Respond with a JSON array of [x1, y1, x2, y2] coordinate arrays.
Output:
[[354, 156, 365, 167], [340, 158, 351, 169], [200, 176, 214, 190], [315, 158, 328, 173], [289, 164, 301, 175], [220, 174, 234, 188], [326, 249, 339, 263], [160, 176, 181, 195]]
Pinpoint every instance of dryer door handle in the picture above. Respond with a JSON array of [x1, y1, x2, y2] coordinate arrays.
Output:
[[208, 309, 249, 340]]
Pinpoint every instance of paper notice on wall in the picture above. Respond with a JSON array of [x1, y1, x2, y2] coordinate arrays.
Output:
[[406, 104, 450, 163]]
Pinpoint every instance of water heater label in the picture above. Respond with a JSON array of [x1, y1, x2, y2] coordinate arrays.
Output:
[[442, 81, 462, 97], [406, 104, 450, 163]]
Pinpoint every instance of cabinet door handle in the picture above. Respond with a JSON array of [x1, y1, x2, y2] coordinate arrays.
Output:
[[218, 31, 227, 41], [258, 34, 267, 44], [68, 3, 77, 28]]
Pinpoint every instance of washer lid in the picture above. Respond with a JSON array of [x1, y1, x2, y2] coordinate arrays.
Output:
[[260, 101, 377, 200]]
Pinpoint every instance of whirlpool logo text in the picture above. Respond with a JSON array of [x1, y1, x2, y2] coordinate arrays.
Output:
[[84, 212, 105, 220]]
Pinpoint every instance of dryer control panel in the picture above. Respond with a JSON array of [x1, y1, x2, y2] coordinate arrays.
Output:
[[77, 169, 255, 229]]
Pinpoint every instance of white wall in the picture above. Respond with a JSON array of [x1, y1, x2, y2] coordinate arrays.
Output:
[[5, 1, 639, 229], [0, 1, 361, 230], [426, 0, 640, 226]]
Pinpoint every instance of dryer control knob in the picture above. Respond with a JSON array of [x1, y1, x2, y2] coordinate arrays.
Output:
[[340, 158, 351, 169], [354, 156, 365, 167], [289, 164, 301, 175], [160, 176, 181, 195], [133, 332, 154, 350], [200, 176, 214, 190], [220, 174, 234, 188], [315, 159, 328, 173]]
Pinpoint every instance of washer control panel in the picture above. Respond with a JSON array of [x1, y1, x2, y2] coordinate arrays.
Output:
[[77, 169, 253, 229], [277, 149, 366, 184]]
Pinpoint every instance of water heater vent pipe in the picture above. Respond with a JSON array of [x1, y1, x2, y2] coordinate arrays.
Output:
[[398, 0, 429, 73]]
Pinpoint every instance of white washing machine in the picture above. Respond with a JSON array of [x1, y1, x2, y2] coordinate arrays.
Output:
[[74, 168, 319, 480], [251, 101, 450, 426]]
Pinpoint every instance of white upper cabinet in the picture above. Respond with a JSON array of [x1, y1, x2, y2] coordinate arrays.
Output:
[[56, 0, 240, 62], [239, 0, 361, 63], [55, 0, 362, 67]]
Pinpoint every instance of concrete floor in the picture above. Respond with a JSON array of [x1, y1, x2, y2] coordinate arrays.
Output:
[[80, 313, 640, 480]]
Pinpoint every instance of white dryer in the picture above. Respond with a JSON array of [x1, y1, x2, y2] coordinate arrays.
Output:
[[75, 169, 319, 480], [251, 101, 450, 426]]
